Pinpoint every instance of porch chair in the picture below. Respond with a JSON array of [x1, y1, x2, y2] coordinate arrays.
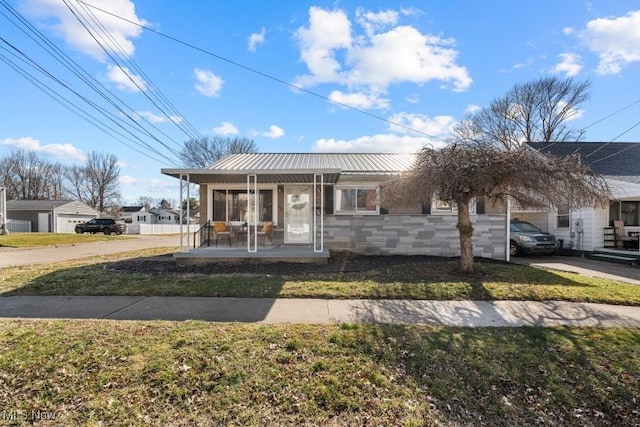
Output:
[[212, 221, 233, 247], [613, 220, 634, 249], [257, 221, 273, 246]]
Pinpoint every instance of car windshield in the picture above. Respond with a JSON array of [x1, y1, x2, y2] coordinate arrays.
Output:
[[511, 221, 542, 233]]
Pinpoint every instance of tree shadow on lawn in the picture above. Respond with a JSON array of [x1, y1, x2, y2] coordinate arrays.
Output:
[[2, 252, 592, 302], [342, 322, 639, 425]]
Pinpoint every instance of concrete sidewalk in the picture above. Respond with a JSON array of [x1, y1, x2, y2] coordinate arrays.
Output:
[[1, 296, 638, 327]]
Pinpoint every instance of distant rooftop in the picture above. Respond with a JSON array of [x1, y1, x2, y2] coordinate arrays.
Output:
[[527, 142, 640, 181]]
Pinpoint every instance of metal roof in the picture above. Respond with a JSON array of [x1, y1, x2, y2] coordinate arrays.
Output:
[[6, 199, 77, 210], [206, 153, 415, 174], [161, 153, 416, 184]]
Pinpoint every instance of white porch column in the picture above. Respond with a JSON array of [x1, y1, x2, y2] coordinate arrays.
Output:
[[313, 174, 324, 252], [179, 173, 190, 252], [247, 174, 258, 253]]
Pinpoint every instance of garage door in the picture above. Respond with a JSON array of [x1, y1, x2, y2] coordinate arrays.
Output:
[[56, 214, 94, 233]]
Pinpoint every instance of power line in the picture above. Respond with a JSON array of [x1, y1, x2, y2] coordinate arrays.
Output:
[[0, 0, 184, 163], [68, 0, 203, 141], [77, 0, 450, 144], [0, 41, 174, 166]]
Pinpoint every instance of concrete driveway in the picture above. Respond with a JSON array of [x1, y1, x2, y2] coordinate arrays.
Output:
[[0, 235, 180, 268], [513, 254, 640, 285]]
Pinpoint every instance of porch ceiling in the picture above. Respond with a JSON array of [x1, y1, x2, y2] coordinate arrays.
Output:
[[161, 169, 341, 184]]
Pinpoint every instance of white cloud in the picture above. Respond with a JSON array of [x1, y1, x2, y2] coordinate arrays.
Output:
[[356, 7, 399, 37], [313, 133, 441, 153], [551, 52, 582, 77], [22, 0, 147, 62], [261, 125, 285, 139], [294, 7, 352, 85], [387, 112, 455, 137], [118, 176, 178, 201], [294, 6, 472, 102], [106, 65, 146, 92], [136, 111, 183, 124], [328, 90, 390, 110], [248, 27, 266, 52], [0, 136, 86, 161], [465, 104, 481, 115], [581, 10, 640, 74], [562, 27, 574, 35], [194, 68, 224, 97], [213, 122, 239, 135]]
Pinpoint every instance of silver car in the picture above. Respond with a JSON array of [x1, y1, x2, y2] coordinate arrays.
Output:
[[510, 220, 557, 256]]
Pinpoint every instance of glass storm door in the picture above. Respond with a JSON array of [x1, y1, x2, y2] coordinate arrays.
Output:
[[284, 186, 311, 244]]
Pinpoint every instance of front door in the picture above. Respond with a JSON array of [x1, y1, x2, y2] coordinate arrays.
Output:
[[284, 186, 311, 244]]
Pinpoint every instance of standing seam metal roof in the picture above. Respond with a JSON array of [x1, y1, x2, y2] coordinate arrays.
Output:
[[206, 153, 416, 174]]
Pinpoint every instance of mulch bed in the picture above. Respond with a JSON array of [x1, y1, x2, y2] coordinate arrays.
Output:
[[107, 251, 503, 276]]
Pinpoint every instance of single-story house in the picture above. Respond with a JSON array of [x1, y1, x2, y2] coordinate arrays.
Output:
[[118, 206, 146, 224], [6, 199, 98, 233], [118, 206, 180, 225], [523, 142, 640, 254], [161, 153, 507, 260]]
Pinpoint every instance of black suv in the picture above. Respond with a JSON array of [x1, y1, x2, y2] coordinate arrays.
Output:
[[75, 218, 126, 235]]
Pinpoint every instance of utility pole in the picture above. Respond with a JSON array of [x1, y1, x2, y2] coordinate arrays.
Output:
[[0, 186, 7, 235]]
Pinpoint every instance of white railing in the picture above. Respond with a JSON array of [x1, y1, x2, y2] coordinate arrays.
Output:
[[125, 223, 186, 235], [7, 219, 32, 233]]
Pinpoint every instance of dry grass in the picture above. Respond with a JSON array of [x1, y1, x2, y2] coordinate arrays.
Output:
[[0, 320, 637, 426]]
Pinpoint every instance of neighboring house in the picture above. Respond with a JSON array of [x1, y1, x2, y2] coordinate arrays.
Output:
[[118, 206, 147, 224], [6, 199, 98, 233], [162, 153, 506, 259], [118, 206, 180, 225], [148, 207, 180, 224], [524, 142, 640, 252]]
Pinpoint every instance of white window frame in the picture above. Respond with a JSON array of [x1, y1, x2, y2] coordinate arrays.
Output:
[[209, 184, 278, 226], [335, 185, 379, 215], [556, 205, 570, 228], [430, 198, 476, 215]]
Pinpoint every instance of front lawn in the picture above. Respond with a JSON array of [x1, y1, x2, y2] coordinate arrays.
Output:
[[0, 232, 134, 248], [1, 249, 639, 305], [0, 320, 637, 426]]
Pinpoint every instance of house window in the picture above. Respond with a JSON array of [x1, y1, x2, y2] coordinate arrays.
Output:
[[610, 201, 640, 226], [621, 201, 639, 226], [213, 189, 273, 222], [557, 205, 570, 228], [430, 199, 476, 215], [336, 187, 378, 214]]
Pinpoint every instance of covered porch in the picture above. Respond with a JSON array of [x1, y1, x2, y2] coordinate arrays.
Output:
[[162, 163, 338, 263]]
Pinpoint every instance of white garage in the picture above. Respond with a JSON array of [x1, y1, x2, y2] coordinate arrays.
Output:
[[6, 200, 99, 233]]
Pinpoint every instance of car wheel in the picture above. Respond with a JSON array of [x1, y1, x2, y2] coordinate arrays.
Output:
[[115, 231, 122, 235], [103, 228, 111, 235], [75, 229, 83, 234], [509, 241, 521, 257]]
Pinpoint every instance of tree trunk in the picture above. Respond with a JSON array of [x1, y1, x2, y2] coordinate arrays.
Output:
[[456, 198, 475, 273]]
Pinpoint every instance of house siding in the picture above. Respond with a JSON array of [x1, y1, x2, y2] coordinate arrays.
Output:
[[324, 214, 506, 259]]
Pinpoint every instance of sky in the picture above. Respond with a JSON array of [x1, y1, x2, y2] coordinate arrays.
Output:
[[2, 0, 640, 204]]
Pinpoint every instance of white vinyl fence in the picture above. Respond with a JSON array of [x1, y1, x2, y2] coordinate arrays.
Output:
[[7, 219, 32, 233], [126, 224, 187, 235]]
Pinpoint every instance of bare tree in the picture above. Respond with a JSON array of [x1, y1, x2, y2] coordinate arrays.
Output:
[[0, 150, 64, 200], [458, 76, 591, 150], [64, 152, 120, 212], [137, 196, 154, 210], [157, 198, 172, 209], [180, 136, 258, 168], [385, 77, 608, 273]]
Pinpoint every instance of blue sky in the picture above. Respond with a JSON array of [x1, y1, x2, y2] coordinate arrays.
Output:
[[2, 0, 640, 203]]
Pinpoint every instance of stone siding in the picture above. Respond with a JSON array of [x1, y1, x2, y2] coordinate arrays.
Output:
[[324, 214, 506, 260]]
